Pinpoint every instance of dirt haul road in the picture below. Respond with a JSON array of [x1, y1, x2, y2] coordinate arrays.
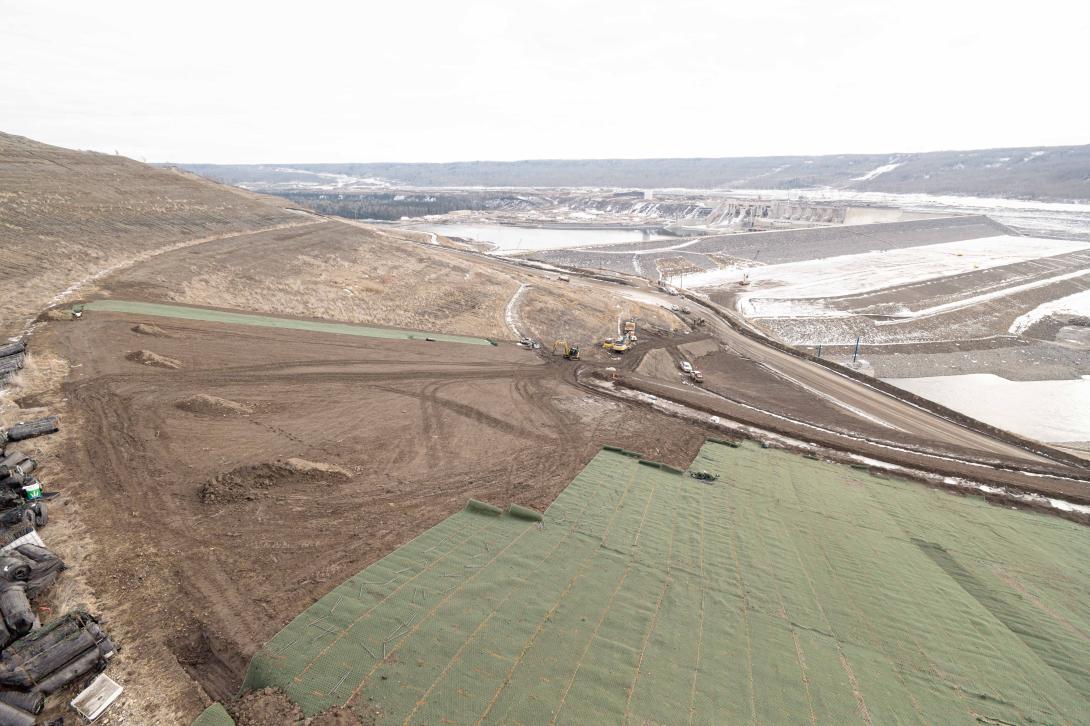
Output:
[[585, 280, 1061, 464]]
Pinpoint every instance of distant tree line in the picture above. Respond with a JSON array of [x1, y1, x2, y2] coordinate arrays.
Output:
[[183, 143, 1090, 203], [277, 191, 539, 221]]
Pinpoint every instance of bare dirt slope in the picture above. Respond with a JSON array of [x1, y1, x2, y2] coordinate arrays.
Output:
[[0, 131, 302, 336]]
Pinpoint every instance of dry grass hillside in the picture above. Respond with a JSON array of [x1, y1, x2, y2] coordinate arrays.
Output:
[[0, 132, 301, 336], [93, 220, 680, 343]]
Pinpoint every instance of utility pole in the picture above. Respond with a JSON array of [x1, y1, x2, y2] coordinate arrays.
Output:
[[852, 337, 861, 363]]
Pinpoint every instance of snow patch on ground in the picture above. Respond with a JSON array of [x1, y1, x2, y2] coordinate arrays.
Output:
[[416, 224, 667, 254], [941, 476, 1090, 515], [584, 237, 711, 256], [620, 289, 671, 308], [504, 283, 531, 338], [686, 234, 1090, 318], [849, 455, 902, 470], [886, 373, 1090, 443], [1009, 289, 1090, 334], [851, 161, 902, 182], [876, 267, 1090, 324]]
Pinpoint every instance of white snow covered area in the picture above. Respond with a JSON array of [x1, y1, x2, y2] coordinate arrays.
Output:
[[850, 161, 902, 182], [886, 374, 1090, 443], [1009, 288, 1090, 333], [687, 234, 1090, 318]]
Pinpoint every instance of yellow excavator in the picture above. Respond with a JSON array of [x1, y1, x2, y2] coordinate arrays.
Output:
[[552, 340, 580, 360]]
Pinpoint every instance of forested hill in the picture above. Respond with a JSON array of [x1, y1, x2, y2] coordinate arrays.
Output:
[[181, 143, 1090, 201]]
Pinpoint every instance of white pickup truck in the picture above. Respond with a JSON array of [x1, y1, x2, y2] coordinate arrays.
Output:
[[680, 360, 693, 374]]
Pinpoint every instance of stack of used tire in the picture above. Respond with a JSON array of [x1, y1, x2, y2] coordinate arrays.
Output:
[[0, 413, 118, 721], [0, 611, 116, 725], [0, 343, 24, 383], [0, 417, 59, 447], [0, 545, 65, 647], [0, 419, 58, 547]]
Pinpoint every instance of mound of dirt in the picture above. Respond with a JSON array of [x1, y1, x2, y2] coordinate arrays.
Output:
[[176, 394, 254, 416], [132, 323, 172, 337], [200, 460, 350, 504], [636, 348, 681, 380], [125, 349, 182, 369], [679, 338, 719, 359], [233, 688, 303, 726], [283, 458, 351, 478]]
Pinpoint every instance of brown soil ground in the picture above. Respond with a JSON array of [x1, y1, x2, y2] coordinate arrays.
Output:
[[635, 347, 680, 380], [31, 312, 708, 722], [126, 349, 183, 369], [133, 323, 173, 337], [232, 688, 303, 725], [678, 338, 720, 359], [176, 394, 255, 416]]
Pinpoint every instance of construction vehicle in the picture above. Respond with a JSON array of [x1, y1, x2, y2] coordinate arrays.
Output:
[[690, 370, 704, 384], [552, 340, 580, 360], [603, 339, 630, 353], [604, 333, 633, 354], [623, 320, 638, 342]]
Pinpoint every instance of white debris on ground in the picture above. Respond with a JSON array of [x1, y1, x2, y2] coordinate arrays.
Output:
[[685, 234, 1090, 318], [886, 373, 1090, 443], [1009, 288, 1090, 333]]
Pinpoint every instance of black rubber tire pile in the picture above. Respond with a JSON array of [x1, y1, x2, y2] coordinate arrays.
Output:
[[0, 344, 25, 383], [0, 340, 116, 723], [0, 611, 116, 725]]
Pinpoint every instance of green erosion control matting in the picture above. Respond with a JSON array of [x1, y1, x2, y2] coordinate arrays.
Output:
[[241, 443, 1090, 724], [192, 703, 235, 726], [81, 300, 493, 345]]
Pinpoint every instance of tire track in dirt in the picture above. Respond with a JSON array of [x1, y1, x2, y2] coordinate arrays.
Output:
[[371, 382, 547, 442]]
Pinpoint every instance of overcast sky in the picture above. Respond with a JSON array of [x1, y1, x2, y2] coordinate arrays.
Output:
[[2, 0, 1088, 164]]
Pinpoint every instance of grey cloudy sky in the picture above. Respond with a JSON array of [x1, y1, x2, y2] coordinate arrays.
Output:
[[2, 0, 1088, 163]]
